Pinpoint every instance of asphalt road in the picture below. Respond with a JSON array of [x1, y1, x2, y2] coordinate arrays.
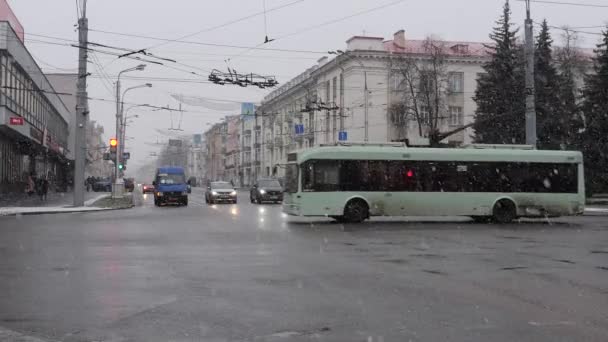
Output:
[[0, 189, 607, 342]]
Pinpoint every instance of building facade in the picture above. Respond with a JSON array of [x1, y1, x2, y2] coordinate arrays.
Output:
[[187, 134, 206, 186], [204, 122, 226, 182], [238, 115, 254, 187], [224, 115, 240, 186], [255, 30, 490, 178], [0, 12, 73, 192]]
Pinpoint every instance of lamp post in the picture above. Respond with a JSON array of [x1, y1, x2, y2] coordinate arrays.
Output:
[[113, 65, 146, 198], [119, 86, 151, 177]]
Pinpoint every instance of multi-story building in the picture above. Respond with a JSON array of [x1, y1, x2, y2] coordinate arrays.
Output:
[[238, 115, 254, 187], [0, 3, 74, 193], [256, 30, 490, 178], [187, 134, 206, 185], [223, 115, 240, 185], [204, 121, 226, 182]]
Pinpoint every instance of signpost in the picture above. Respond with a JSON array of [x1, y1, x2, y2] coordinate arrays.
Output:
[[9, 117, 24, 125], [294, 124, 304, 135], [338, 131, 348, 141], [122, 152, 131, 160]]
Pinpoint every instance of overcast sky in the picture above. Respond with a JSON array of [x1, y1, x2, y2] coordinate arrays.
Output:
[[7, 0, 608, 172]]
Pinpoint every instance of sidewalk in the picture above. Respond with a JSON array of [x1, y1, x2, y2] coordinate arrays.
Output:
[[0, 190, 104, 208], [0, 191, 111, 216]]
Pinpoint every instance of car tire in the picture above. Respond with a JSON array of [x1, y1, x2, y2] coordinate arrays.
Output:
[[343, 199, 369, 223], [492, 199, 517, 224], [233, 199, 238, 204], [183, 198, 189, 206]]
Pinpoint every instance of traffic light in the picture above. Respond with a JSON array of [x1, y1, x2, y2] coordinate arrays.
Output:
[[118, 163, 124, 171], [109, 138, 118, 153]]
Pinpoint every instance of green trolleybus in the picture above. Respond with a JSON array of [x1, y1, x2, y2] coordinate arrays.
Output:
[[282, 143, 585, 223]]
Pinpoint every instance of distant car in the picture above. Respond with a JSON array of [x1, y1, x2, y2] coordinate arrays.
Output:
[[205, 181, 237, 204], [142, 184, 155, 194], [250, 178, 283, 204], [124, 178, 135, 192], [93, 178, 112, 192]]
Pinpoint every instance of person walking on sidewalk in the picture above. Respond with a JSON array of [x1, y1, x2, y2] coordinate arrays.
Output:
[[36, 175, 49, 201], [26, 173, 35, 196]]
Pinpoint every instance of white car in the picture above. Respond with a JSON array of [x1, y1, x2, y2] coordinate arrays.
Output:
[[205, 181, 237, 204]]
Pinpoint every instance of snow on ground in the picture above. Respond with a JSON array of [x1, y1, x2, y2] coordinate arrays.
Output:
[[0, 206, 110, 216]]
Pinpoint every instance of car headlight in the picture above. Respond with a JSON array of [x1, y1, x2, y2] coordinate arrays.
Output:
[[230, 191, 237, 196], [211, 191, 218, 196], [156, 192, 163, 196], [259, 189, 266, 194]]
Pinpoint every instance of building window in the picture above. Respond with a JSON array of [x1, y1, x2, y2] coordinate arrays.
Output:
[[449, 106, 464, 126], [448, 72, 464, 93], [419, 106, 430, 124]]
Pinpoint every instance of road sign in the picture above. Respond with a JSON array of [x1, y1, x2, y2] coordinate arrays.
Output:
[[9, 117, 24, 125], [338, 131, 348, 141], [168, 139, 182, 147], [295, 124, 304, 135], [123, 152, 131, 160], [241, 103, 255, 119]]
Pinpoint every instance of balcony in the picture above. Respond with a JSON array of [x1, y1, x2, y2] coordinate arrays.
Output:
[[295, 134, 304, 142], [243, 129, 252, 136], [254, 125, 261, 131]]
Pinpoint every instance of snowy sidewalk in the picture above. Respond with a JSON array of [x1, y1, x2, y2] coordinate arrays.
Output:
[[0, 190, 105, 208], [0, 192, 111, 216]]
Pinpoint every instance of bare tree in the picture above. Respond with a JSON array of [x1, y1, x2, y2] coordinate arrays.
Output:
[[390, 37, 469, 146]]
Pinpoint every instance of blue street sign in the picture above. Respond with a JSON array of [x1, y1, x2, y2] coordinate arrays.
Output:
[[295, 124, 304, 135], [338, 131, 347, 141]]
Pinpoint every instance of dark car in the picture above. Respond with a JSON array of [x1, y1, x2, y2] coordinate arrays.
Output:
[[142, 183, 155, 194], [93, 178, 112, 192], [250, 179, 283, 204], [124, 178, 135, 192], [205, 181, 237, 204]]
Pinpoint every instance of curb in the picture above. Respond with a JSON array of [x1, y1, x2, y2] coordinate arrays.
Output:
[[0, 205, 134, 217]]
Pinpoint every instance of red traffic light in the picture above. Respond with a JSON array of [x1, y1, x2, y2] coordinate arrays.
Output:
[[109, 138, 118, 147]]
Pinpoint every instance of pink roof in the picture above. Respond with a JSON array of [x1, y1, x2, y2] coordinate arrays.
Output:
[[383, 39, 490, 57]]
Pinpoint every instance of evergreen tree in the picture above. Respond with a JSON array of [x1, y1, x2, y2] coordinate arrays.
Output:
[[580, 28, 608, 194], [534, 20, 563, 149], [473, 0, 525, 144], [555, 29, 585, 149]]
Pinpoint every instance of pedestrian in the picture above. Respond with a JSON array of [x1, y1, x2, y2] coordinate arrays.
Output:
[[26, 172, 35, 196], [41, 176, 49, 201]]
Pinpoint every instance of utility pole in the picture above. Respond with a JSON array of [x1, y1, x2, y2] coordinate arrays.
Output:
[[74, 0, 88, 207], [113, 72, 122, 197], [364, 71, 369, 142], [524, 0, 537, 147]]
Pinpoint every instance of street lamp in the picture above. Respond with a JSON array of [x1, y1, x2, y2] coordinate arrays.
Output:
[[119, 84, 152, 178], [113, 65, 147, 198]]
